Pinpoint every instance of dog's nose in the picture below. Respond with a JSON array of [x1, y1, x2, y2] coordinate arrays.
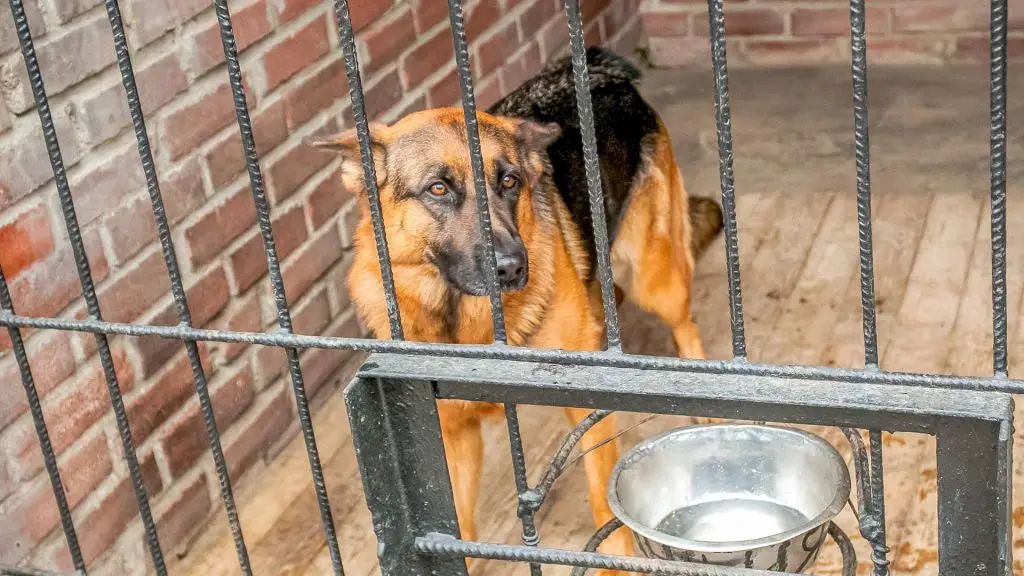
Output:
[[495, 249, 527, 284]]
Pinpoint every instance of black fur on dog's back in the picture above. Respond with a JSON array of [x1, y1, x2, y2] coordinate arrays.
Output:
[[489, 47, 658, 282]]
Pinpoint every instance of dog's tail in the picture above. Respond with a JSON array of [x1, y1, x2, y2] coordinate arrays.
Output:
[[689, 196, 725, 258]]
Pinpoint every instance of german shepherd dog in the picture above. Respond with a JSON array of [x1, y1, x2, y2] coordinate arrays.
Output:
[[310, 47, 724, 573]]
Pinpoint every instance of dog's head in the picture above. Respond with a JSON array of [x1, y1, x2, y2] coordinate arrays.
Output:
[[308, 108, 560, 296]]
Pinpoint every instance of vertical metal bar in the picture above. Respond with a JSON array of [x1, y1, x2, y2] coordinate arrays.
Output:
[[345, 377, 469, 576], [866, 430, 889, 576], [101, 0, 251, 571], [704, 0, 746, 359], [0, 267, 85, 572], [446, 0, 507, 344], [6, 0, 166, 571], [504, 404, 542, 575], [212, 1, 343, 572], [934, 417, 1012, 575], [990, 0, 1009, 377], [849, 0, 878, 368], [331, 0, 403, 341], [563, 0, 622, 352]]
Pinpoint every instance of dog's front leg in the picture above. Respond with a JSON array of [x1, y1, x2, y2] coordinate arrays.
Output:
[[564, 408, 634, 576]]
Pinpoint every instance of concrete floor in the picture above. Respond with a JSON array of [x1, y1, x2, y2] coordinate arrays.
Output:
[[171, 64, 1024, 575]]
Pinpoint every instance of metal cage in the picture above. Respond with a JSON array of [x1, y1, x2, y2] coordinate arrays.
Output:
[[0, 0, 1015, 574]]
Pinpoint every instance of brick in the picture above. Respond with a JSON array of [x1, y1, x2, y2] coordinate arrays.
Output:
[[93, 250, 171, 324], [584, 18, 602, 46], [124, 0, 209, 49], [292, 286, 331, 335], [427, 67, 459, 108], [188, 0, 271, 76], [214, 293, 261, 361], [206, 99, 288, 190], [272, 0, 318, 24], [865, 37, 949, 65], [261, 17, 331, 94], [325, 255, 353, 315], [791, 8, 889, 37], [227, 204, 308, 293], [646, 36, 709, 67], [69, 147, 147, 228], [134, 266, 229, 379], [0, 434, 112, 566], [161, 82, 239, 162], [104, 158, 206, 264], [602, 0, 638, 37], [692, 8, 784, 37], [253, 345, 286, 389], [466, 0, 502, 40], [581, 0, 612, 26], [394, 94, 426, 119], [338, 198, 360, 248], [743, 38, 842, 66], [224, 389, 292, 481], [475, 74, 503, 112], [160, 364, 256, 477], [893, 5, 987, 33], [364, 7, 417, 73], [0, 15, 115, 113], [0, 331, 76, 429], [413, 0, 448, 33], [641, 11, 688, 38], [0, 0, 44, 56], [127, 352, 208, 443], [16, 347, 133, 477], [183, 185, 258, 267], [299, 313, 359, 397], [0, 116, 80, 208], [52, 0, 103, 24], [268, 141, 333, 204], [402, 29, 453, 89], [154, 474, 211, 552], [540, 16, 570, 60], [343, 68, 403, 124], [521, 0, 558, 39], [0, 203, 54, 279], [3, 228, 108, 323], [53, 454, 162, 570], [351, 0, 392, 32], [475, 22, 519, 79], [305, 168, 350, 229], [74, 54, 188, 147], [283, 59, 347, 131], [611, 17, 644, 56], [282, 226, 342, 303], [500, 42, 542, 93], [956, 35, 1024, 61]]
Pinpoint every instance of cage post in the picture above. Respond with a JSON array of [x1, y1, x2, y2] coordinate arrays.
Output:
[[345, 377, 468, 576], [990, 0, 1009, 377]]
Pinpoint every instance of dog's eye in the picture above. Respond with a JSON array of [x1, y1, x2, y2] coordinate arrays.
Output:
[[427, 182, 448, 196], [501, 174, 520, 191]]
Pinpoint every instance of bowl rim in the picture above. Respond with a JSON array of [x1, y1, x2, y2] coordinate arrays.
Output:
[[606, 423, 851, 554]]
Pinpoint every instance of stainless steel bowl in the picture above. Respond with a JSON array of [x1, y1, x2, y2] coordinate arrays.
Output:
[[607, 424, 850, 573]]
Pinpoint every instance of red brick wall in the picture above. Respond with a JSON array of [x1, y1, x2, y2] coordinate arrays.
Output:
[[0, 0, 641, 572], [640, 0, 1024, 67]]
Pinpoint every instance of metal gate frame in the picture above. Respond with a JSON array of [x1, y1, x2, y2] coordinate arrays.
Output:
[[0, 0, 1016, 574]]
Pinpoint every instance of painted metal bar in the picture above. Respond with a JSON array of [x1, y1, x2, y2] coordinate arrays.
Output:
[[446, 0, 508, 343], [990, 0, 1010, 377], [504, 404, 543, 575], [0, 265, 84, 572], [848, 0, 878, 367], [562, 0, 622, 351], [211, 0, 343, 571], [345, 377, 469, 575], [6, 0, 165, 571], [704, 0, 747, 359], [934, 418, 1012, 575], [100, 0, 251, 570], [331, 0, 403, 340], [6, 312, 1024, 394], [866, 430, 890, 575]]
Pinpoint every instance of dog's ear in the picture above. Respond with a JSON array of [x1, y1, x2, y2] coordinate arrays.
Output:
[[516, 120, 561, 152], [305, 121, 390, 192]]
